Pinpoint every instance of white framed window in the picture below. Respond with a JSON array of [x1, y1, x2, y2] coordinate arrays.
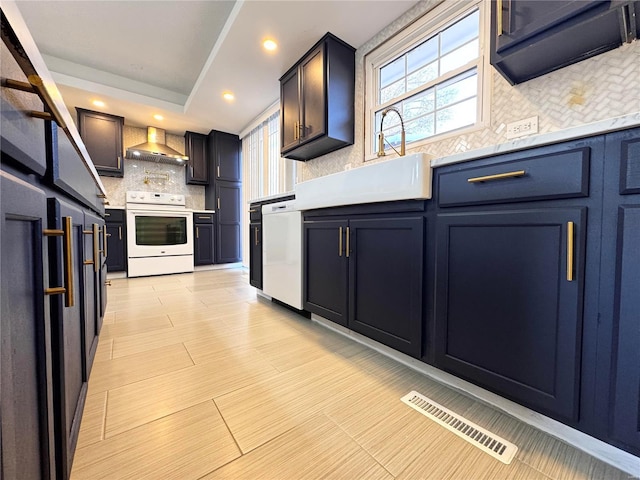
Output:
[[364, 0, 488, 159]]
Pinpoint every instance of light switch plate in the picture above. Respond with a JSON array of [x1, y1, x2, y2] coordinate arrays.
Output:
[[506, 116, 539, 139]]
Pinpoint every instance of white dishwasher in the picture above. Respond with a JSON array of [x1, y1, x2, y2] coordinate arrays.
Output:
[[262, 199, 303, 309]]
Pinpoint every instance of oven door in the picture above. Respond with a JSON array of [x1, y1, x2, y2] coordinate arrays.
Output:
[[126, 209, 193, 258]]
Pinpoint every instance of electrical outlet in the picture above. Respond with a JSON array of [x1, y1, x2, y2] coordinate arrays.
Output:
[[506, 116, 539, 140]]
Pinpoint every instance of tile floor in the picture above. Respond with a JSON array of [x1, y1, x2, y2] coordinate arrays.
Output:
[[70, 268, 634, 479]]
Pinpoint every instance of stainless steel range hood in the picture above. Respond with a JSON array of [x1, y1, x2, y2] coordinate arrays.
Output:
[[125, 127, 189, 165]]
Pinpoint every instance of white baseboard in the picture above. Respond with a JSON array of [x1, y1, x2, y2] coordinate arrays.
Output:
[[310, 314, 640, 477]]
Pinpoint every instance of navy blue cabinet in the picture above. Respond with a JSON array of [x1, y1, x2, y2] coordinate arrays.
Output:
[[434, 208, 586, 420], [1, 170, 57, 479], [249, 221, 262, 289], [76, 108, 124, 177], [599, 127, 640, 455], [194, 212, 215, 266], [185, 131, 208, 185], [304, 204, 425, 357], [83, 210, 105, 375], [105, 209, 126, 272], [490, 1, 631, 84]]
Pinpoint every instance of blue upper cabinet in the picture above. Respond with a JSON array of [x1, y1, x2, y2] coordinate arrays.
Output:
[[490, 0, 636, 85]]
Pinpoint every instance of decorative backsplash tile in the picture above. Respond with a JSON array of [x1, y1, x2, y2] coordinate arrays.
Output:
[[299, 0, 640, 182], [101, 125, 205, 208]]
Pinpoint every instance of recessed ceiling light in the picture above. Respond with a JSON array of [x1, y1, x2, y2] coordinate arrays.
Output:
[[153, 114, 164, 121], [223, 92, 235, 101], [263, 39, 277, 51], [92, 100, 105, 107]]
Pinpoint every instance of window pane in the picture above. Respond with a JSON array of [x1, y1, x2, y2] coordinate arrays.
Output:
[[436, 97, 477, 134], [406, 115, 435, 142], [380, 78, 406, 104], [436, 71, 477, 109], [406, 61, 438, 91], [380, 56, 405, 88], [404, 89, 435, 121], [440, 39, 478, 75], [382, 124, 403, 148], [407, 36, 438, 73], [441, 10, 479, 55]]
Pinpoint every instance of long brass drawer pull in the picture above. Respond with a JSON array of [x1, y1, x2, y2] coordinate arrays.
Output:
[[95, 224, 102, 271], [497, 0, 503, 36], [338, 227, 343, 257], [3, 78, 36, 93], [196, 226, 199, 239], [346, 227, 350, 258], [294, 121, 298, 141], [255, 227, 259, 246], [467, 170, 526, 183], [217, 197, 221, 210], [118, 226, 122, 240], [567, 221, 574, 282], [103, 227, 110, 254], [248, 209, 258, 213], [43, 216, 74, 307], [29, 110, 53, 121]]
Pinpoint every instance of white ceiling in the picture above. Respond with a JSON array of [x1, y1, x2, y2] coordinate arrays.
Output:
[[16, 0, 419, 137]]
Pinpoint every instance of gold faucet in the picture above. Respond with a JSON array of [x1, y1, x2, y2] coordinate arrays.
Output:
[[377, 106, 406, 157]]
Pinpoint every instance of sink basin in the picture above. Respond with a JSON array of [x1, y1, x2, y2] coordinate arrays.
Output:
[[294, 153, 432, 210]]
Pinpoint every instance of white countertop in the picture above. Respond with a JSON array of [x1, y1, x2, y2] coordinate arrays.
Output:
[[432, 112, 640, 168]]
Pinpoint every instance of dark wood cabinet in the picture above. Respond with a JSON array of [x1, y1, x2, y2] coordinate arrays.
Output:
[[185, 131, 208, 185], [280, 33, 355, 161], [193, 213, 215, 266], [249, 222, 263, 289], [304, 207, 425, 357], [600, 128, 640, 455], [1, 171, 57, 479], [47, 197, 89, 479], [212, 130, 241, 182], [434, 208, 585, 420], [490, 1, 630, 85], [215, 182, 242, 263], [205, 130, 242, 264], [304, 219, 349, 326], [76, 108, 124, 177], [105, 209, 126, 272]]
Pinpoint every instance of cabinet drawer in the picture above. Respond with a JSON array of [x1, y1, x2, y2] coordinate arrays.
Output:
[[620, 136, 640, 195], [438, 147, 590, 207], [1, 38, 47, 176], [194, 213, 215, 224], [105, 208, 125, 222]]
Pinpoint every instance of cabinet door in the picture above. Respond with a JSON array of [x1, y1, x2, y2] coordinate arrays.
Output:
[[300, 45, 326, 144], [303, 219, 349, 326], [1, 170, 56, 479], [47, 197, 89, 478], [213, 131, 241, 182], [435, 208, 586, 421], [105, 222, 126, 272], [83, 211, 102, 375], [215, 181, 241, 263], [349, 217, 424, 358], [185, 131, 208, 185], [76, 108, 124, 177], [194, 223, 215, 265], [608, 205, 640, 453], [280, 68, 300, 153], [495, 0, 603, 53], [249, 222, 262, 289]]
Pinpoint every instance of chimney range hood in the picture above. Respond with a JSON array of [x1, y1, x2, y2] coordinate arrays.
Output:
[[125, 127, 189, 165]]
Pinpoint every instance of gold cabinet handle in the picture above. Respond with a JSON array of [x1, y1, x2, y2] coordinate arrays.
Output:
[[105, 280, 112, 286], [43, 216, 74, 307], [118, 226, 122, 240], [346, 226, 350, 258], [197, 215, 211, 220], [97, 193, 107, 199], [497, 0, 503, 36], [117, 156, 122, 170], [567, 221, 574, 282], [254, 227, 258, 246], [294, 121, 299, 141], [81, 224, 99, 272], [104, 213, 111, 217], [467, 170, 526, 183], [29, 110, 53, 121], [102, 225, 108, 259], [217, 197, 221, 210], [2, 78, 36, 93], [248, 209, 258, 213], [217, 165, 221, 178], [338, 226, 343, 257], [196, 226, 199, 239]]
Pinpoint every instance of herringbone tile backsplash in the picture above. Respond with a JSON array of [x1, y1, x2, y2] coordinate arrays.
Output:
[[300, 0, 640, 182]]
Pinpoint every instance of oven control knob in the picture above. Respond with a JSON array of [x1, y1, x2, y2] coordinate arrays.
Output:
[[170, 197, 175, 201], [130, 193, 137, 199], [139, 194, 145, 199]]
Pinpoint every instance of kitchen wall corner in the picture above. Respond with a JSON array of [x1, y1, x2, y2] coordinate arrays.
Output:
[[100, 125, 206, 208], [298, 0, 640, 183]]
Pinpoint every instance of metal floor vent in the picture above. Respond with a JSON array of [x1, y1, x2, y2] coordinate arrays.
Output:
[[401, 391, 518, 464]]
